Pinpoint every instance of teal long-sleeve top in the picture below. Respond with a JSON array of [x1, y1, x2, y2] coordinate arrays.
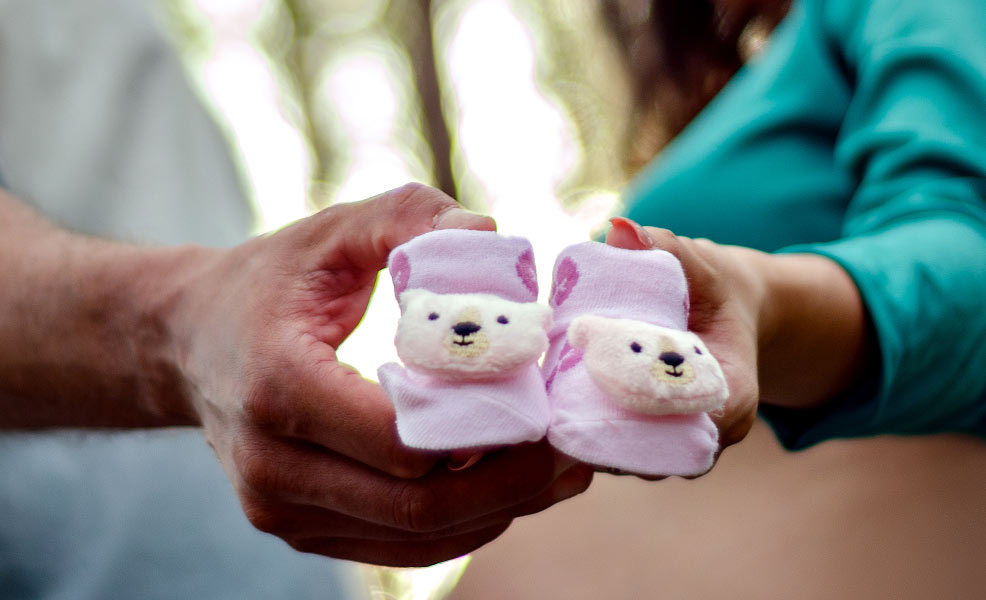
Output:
[[621, 0, 986, 449]]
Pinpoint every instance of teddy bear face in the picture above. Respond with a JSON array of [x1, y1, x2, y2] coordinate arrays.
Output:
[[396, 289, 552, 381], [568, 315, 728, 415]]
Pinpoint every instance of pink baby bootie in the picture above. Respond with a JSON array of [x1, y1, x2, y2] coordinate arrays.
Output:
[[377, 229, 552, 450], [543, 241, 728, 476]]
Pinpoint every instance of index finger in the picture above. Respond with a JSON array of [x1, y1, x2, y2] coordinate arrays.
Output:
[[243, 355, 438, 479]]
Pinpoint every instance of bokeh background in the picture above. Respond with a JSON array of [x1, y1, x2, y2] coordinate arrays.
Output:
[[156, 1, 986, 598]]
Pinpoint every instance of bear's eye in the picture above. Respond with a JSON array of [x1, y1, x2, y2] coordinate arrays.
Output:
[[630, 342, 642, 353], [428, 312, 440, 321], [694, 346, 703, 355], [497, 315, 509, 325]]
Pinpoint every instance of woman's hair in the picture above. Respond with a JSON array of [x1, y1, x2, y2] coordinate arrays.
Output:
[[650, 0, 744, 127], [605, 0, 790, 170]]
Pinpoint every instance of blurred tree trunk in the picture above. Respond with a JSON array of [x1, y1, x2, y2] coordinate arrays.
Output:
[[278, 0, 338, 206], [385, 0, 458, 200]]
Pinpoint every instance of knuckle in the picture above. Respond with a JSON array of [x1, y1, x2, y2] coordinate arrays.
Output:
[[392, 181, 440, 204], [390, 481, 439, 533], [720, 409, 756, 449], [387, 182, 453, 222], [242, 370, 286, 430], [647, 227, 683, 257], [234, 443, 280, 494], [386, 442, 434, 479], [286, 537, 322, 555], [240, 497, 283, 535]]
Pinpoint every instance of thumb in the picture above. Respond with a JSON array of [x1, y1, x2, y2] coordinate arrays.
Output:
[[319, 183, 496, 271], [607, 217, 684, 260], [606, 217, 652, 250]]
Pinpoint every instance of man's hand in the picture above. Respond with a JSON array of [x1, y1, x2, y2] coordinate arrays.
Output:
[[161, 184, 592, 566], [0, 183, 591, 566]]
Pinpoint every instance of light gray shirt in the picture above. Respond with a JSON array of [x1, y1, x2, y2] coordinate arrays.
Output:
[[0, 1, 357, 597]]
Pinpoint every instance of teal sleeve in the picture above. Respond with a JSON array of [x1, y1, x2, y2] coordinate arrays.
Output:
[[760, 0, 986, 448]]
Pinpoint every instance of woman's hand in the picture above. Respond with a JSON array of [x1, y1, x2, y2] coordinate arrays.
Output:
[[607, 217, 872, 465], [607, 218, 762, 456]]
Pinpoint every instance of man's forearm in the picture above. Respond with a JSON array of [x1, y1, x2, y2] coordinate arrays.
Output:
[[0, 189, 202, 428]]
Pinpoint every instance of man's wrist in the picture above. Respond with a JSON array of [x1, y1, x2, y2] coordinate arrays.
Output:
[[0, 227, 213, 427], [118, 242, 219, 426]]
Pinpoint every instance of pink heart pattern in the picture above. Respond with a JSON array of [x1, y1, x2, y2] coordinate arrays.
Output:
[[549, 256, 579, 307], [545, 341, 584, 392], [515, 248, 538, 296], [390, 250, 411, 298]]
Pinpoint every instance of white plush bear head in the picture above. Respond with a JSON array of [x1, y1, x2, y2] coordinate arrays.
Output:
[[568, 315, 728, 415], [396, 289, 552, 381]]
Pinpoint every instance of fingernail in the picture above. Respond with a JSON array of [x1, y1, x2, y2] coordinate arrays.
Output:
[[433, 205, 497, 231], [552, 452, 578, 478], [553, 466, 592, 502], [610, 217, 653, 247], [447, 452, 484, 471]]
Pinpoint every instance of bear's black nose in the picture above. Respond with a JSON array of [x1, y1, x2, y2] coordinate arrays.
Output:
[[453, 321, 482, 336], [659, 351, 685, 368]]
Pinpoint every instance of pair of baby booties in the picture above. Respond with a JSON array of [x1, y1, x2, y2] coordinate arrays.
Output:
[[376, 229, 728, 477]]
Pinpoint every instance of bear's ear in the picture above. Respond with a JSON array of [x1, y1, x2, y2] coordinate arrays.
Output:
[[567, 314, 607, 349], [389, 250, 411, 298], [397, 288, 428, 314]]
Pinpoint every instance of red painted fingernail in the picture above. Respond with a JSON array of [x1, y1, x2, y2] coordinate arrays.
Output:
[[447, 452, 484, 471], [610, 217, 653, 247]]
